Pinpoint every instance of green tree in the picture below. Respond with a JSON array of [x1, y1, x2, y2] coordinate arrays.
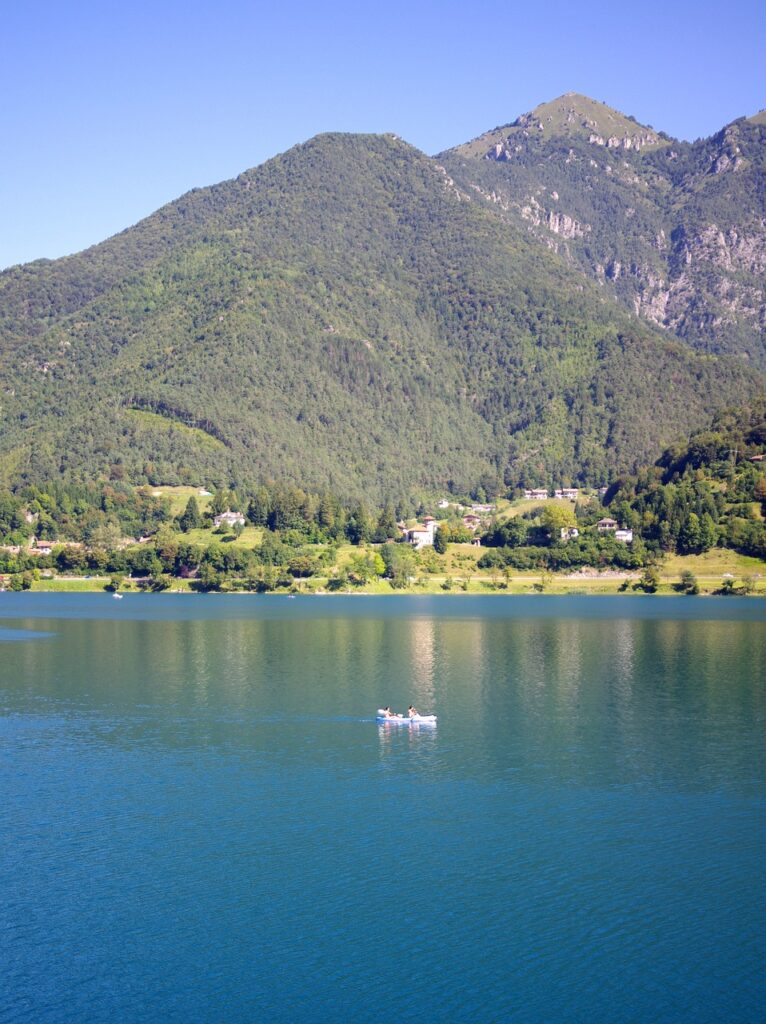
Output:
[[381, 543, 416, 588], [699, 513, 718, 552], [679, 569, 699, 595], [374, 503, 399, 542], [678, 512, 702, 555], [637, 566, 660, 593], [345, 503, 372, 545], [433, 526, 448, 554], [179, 496, 201, 533], [540, 503, 577, 538], [247, 489, 271, 527]]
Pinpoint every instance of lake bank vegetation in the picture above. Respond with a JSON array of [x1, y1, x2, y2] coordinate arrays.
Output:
[[1, 403, 764, 596]]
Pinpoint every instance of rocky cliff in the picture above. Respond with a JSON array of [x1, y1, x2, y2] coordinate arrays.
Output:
[[443, 96, 766, 365]]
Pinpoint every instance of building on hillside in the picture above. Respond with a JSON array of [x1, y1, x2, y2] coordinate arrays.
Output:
[[554, 488, 579, 500], [462, 514, 481, 531], [597, 486, 609, 498], [437, 499, 450, 509], [29, 540, 54, 555], [470, 503, 493, 514], [524, 489, 549, 501], [614, 529, 634, 543], [404, 521, 437, 549], [560, 527, 579, 541], [214, 511, 246, 529], [597, 517, 618, 531], [749, 454, 764, 462]]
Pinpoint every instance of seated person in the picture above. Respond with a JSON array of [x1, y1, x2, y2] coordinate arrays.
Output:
[[407, 705, 419, 718]]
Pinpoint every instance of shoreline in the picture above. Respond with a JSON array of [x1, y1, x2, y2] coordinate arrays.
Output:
[[4, 575, 765, 598]]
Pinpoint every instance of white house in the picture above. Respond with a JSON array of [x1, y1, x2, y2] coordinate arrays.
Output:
[[560, 527, 579, 541], [437, 499, 450, 509], [615, 529, 634, 543], [524, 489, 549, 501], [554, 488, 579, 500], [214, 510, 246, 529], [405, 521, 437, 549]]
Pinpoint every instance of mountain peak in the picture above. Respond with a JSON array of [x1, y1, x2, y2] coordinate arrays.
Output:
[[450, 93, 671, 160]]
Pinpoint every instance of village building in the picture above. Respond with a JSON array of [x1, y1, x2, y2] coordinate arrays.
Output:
[[437, 499, 450, 509], [523, 488, 549, 501], [560, 527, 579, 541], [462, 514, 481, 531], [29, 540, 54, 555], [470, 503, 493, 514], [404, 520, 437, 550], [597, 517, 618, 531], [614, 529, 634, 543], [554, 488, 579, 500], [214, 510, 246, 529]]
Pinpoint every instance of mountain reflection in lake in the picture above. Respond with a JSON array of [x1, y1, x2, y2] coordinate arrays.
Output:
[[1, 594, 765, 1023]]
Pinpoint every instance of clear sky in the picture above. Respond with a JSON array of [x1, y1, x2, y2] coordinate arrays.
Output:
[[2, 0, 764, 269]]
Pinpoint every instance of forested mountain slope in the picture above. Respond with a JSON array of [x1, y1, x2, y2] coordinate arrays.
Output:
[[443, 93, 766, 365], [0, 131, 761, 500]]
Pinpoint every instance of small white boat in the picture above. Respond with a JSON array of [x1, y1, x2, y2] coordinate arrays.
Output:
[[376, 709, 437, 725], [112, 593, 124, 600]]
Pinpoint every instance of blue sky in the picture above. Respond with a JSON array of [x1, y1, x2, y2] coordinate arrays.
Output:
[[2, 0, 764, 269]]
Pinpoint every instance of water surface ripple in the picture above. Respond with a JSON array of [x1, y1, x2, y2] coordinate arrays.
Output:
[[1, 595, 764, 1022]]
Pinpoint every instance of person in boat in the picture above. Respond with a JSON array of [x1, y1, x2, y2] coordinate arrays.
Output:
[[382, 706, 399, 719], [408, 705, 419, 718]]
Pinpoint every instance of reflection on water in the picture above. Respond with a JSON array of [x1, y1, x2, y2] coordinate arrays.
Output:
[[408, 617, 436, 709], [1, 597, 765, 1024], [377, 720, 439, 770]]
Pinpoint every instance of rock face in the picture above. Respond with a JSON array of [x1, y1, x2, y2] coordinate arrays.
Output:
[[442, 97, 766, 364]]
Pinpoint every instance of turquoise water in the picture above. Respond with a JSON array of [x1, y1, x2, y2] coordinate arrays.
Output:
[[1, 594, 765, 1023]]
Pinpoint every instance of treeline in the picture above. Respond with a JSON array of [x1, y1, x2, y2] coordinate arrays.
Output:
[[607, 402, 766, 559], [0, 481, 412, 549]]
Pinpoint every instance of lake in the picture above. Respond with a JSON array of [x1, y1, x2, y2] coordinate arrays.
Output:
[[1, 594, 765, 1023]]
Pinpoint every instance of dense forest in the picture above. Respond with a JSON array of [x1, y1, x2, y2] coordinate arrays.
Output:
[[1, 127, 762, 501]]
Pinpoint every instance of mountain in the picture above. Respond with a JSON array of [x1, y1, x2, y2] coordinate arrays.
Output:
[[453, 93, 670, 158], [0, 126, 762, 500], [442, 93, 766, 364]]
